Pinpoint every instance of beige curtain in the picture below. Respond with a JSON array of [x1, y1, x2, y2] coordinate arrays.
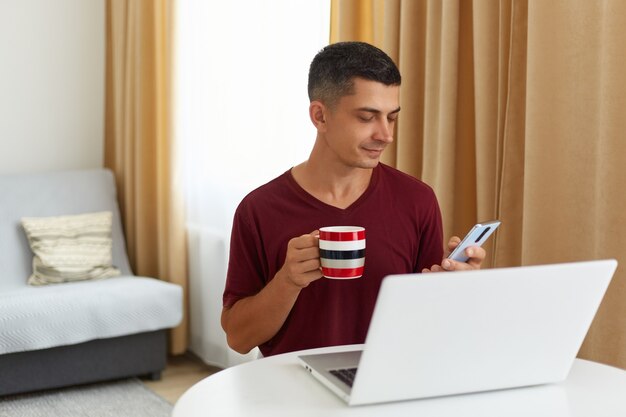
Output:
[[105, 0, 188, 355], [332, 0, 626, 369]]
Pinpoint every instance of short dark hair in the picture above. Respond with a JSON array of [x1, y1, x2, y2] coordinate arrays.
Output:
[[307, 41, 401, 107]]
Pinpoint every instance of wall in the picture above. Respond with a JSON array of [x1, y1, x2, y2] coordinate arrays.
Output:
[[0, 0, 104, 175]]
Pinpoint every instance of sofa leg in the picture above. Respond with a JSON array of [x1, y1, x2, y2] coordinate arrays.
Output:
[[146, 370, 162, 381]]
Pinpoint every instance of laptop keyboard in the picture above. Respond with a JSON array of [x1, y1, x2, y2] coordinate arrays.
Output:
[[329, 367, 358, 387]]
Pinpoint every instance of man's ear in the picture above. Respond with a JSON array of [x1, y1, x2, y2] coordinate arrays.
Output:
[[309, 101, 327, 132]]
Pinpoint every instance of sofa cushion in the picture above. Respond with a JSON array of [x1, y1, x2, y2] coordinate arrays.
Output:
[[0, 169, 132, 291], [0, 276, 183, 355], [21, 211, 121, 285]]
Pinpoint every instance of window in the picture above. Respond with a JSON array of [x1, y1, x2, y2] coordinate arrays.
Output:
[[175, 0, 330, 367]]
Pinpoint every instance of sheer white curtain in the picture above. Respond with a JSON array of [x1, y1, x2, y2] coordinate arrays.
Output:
[[175, 0, 330, 367]]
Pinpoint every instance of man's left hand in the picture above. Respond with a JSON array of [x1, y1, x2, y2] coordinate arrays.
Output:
[[422, 236, 486, 273]]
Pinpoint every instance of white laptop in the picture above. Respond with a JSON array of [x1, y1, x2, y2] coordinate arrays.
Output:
[[298, 259, 617, 406]]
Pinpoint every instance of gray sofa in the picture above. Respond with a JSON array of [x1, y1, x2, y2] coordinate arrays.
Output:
[[0, 169, 183, 396]]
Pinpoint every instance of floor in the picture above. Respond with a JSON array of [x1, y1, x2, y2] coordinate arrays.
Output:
[[142, 352, 222, 404]]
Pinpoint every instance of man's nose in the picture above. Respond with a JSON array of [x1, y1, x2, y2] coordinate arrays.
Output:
[[374, 119, 394, 143]]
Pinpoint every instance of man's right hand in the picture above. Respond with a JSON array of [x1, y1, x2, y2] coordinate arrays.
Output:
[[222, 230, 323, 354], [277, 230, 323, 288]]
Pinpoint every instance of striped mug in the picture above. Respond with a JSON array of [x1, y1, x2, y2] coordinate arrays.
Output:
[[319, 226, 366, 279]]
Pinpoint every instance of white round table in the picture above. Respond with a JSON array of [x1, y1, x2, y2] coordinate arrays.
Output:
[[173, 344, 626, 416]]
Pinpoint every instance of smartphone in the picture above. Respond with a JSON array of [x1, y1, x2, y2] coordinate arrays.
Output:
[[447, 220, 501, 262]]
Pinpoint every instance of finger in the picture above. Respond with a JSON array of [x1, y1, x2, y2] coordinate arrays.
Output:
[[469, 246, 486, 260], [288, 268, 324, 288], [465, 246, 486, 268], [445, 256, 482, 271], [447, 236, 461, 251], [290, 234, 320, 250], [285, 250, 320, 274], [445, 259, 475, 271], [296, 258, 322, 274], [302, 269, 324, 282], [295, 246, 320, 262], [282, 258, 322, 282], [441, 259, 455, 271], [285, 246, 316, 264]]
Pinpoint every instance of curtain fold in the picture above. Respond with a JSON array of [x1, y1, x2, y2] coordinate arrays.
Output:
[[105, 0, 188, 355], [331, 0, 626, 369]]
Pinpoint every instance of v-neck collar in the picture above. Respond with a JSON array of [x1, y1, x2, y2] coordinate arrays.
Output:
[[285, 165, 381, 215]]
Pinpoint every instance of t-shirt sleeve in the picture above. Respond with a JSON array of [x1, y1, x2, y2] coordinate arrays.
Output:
[[415, 190, 444, 271], [222, 203, 268, 309]]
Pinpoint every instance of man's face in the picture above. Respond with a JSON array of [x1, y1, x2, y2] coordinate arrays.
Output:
[[322, 78, 400, 170]]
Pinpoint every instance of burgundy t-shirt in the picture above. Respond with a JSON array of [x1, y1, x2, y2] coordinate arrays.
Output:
[[223, 163, 443, 356]]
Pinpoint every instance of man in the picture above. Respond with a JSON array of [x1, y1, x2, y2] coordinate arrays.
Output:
[[221, 42, 486, 357]]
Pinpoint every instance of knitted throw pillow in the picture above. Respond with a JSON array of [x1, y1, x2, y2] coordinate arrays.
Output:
[[21, 211, 121, 285]]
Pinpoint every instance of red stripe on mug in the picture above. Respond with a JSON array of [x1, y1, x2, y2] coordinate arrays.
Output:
[[321, 266, 365, 278], [319, 230, 366, 242]]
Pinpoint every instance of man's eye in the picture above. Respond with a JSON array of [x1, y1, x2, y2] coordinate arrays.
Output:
[[359, 115, 374, 122], [388, 116, 398, 123]]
